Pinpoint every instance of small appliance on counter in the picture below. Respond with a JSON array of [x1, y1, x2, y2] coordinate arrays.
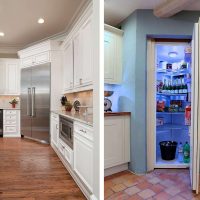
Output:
[[104, 91, 113, 112]]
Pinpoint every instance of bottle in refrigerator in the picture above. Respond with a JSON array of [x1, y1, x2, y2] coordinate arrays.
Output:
[[175, 79, 178, 94], [178, 142, 183, 163], [183, 142, 190, 163], [162, 79, 166, 93], [185, 105, 191, 125]]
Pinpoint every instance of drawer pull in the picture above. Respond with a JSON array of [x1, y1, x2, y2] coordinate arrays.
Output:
[[80, 129, 86, 133]]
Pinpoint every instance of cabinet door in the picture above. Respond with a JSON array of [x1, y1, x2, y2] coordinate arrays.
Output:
[[81, 18, 93, 86], [104, 117, 125, 168], [74, 133, 93, 192], [63, 41, 73, 91], [0, 61, 6, 94], [104, 31, 115, 82], [51, 114, 59, 147], [6, 62, 20, 95], [73, 32, 82, 87]]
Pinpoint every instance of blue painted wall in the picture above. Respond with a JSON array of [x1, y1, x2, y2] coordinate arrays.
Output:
[[108, 10, 200, 173]]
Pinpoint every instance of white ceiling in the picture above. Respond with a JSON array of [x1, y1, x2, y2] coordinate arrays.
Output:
[[0, 0, 88, 49], [104, 0, 200, 26]]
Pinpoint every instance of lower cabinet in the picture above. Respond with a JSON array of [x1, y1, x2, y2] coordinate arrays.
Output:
[[74, 121, 93, 192], [104, 115, 130, 169], [50, 112, 59, 147], [3, 109, 20, 137]]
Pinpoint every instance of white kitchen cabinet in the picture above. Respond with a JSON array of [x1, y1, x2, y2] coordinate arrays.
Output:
[[63, 41, 74, 92], [3, 109, 20, 137], [0, 59, 20, 95], [104, 115, 130, 170], [74, 121, 93, 192], [6, 61, 20, 95], [50, 112, 59, 148], [104, 24, 123, 84], [73, 32, 82, 88]]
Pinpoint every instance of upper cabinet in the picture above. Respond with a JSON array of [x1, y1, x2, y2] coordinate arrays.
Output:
[[0, 59, 20, 95], [104, 24, 123, 84], [62, 8, 93, 93]]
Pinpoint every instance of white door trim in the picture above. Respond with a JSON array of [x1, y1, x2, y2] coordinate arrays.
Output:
[[146, 39, 156, 171]]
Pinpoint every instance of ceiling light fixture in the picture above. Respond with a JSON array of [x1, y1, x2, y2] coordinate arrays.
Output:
[[38, 18, 44, 24], [0, 32, 5, 37], [168, 51, 178, 58]]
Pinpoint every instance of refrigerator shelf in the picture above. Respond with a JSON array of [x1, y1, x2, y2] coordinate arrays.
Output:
[[157, 93, 187, 96], [157, 112, 184, 115], [157, 124, 189, 131], [157, 68, 191, 76]]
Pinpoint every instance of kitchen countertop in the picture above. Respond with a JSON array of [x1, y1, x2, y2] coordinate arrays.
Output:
[[104, 112, 131, 116], [52, 110, 93, 127], [0, 107, 20, 110]]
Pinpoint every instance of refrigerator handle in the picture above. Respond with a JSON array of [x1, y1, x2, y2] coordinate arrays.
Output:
[[27, 88, 31, 116], [31, 87, 35, 117]]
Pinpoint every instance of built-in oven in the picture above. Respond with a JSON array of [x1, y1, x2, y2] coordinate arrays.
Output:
[[59, 116, 73, 149]]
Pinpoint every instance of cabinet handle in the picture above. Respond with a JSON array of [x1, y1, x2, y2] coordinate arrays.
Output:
[[79, 78, 82, 85], [80, 129, 86, 133], [56, 124, 58, 129]]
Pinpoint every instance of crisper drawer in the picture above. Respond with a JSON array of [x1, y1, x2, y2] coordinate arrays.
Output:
[[74, 121, 93, 141], [4, 125, 17, 133], [5, 110, 17, 115]]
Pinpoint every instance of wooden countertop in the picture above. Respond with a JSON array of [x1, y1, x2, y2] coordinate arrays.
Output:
[[104, 112, 131, 116]]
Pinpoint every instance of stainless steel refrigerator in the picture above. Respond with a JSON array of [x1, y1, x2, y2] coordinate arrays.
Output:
[[21, 63, 50, 143]]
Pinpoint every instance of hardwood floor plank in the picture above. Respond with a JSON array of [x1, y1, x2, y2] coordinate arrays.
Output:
[[0, 138, 86, 200]]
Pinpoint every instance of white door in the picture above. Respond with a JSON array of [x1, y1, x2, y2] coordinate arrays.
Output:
[[0, 61, 6, 94], [190, 22, 200, 194]]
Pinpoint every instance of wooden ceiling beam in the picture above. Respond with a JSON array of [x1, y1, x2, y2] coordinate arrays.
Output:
[[154, 0, 197, 18]]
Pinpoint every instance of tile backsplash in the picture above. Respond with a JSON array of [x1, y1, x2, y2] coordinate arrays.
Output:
[[0, 96, 20, 108], [63, 90, 93, 114]]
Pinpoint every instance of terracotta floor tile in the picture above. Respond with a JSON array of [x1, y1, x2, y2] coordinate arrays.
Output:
[[127, 194, 143, 200], [105, 189, 114, 199], [137, 188, 155, 199], [124, 186, 141, 196], [111, 183, 126, 193], [147, 177, 161, 185], [107, 191, 130, 200], [104, 169, 200, 200], [170, 195, 186, 200], [153, 191, 172, 200], [165, 186, 180, 196], [137, 181, 153, 190], [150, 184, 164, 194]]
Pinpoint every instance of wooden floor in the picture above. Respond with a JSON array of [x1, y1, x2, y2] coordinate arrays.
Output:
[[0, 138, 86, 200]]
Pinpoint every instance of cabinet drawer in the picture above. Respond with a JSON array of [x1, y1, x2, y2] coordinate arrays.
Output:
[[5, 115, 16, 120], [74, 121, 93, 141], [35, 52, 50, 64], [4, 125, 16, 133], [4, 120, 16, 125], [51, 113, 59, 122], [5, 110, 17, 115]]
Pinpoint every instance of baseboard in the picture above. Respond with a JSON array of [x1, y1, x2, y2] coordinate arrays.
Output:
[[51, 143, 92, 200], [90, 194, 98, 200], [104, 163, 128, 177]]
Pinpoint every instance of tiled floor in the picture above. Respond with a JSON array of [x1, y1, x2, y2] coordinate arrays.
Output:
[[105, 169, 200, 200]]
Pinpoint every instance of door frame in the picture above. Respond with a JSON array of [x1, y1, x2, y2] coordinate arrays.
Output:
[[146, 39, 191, 171]]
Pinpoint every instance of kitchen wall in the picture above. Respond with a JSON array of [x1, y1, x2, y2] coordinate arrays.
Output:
[[64, 90, 93, 114], [110, 10, 200, 173], [0, 96, 20, 108]]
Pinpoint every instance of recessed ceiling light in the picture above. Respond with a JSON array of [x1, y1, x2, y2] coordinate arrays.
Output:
[[0, 32, 5, 37], [38, 18, 44, 24], [168, 51, 178, 58]]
